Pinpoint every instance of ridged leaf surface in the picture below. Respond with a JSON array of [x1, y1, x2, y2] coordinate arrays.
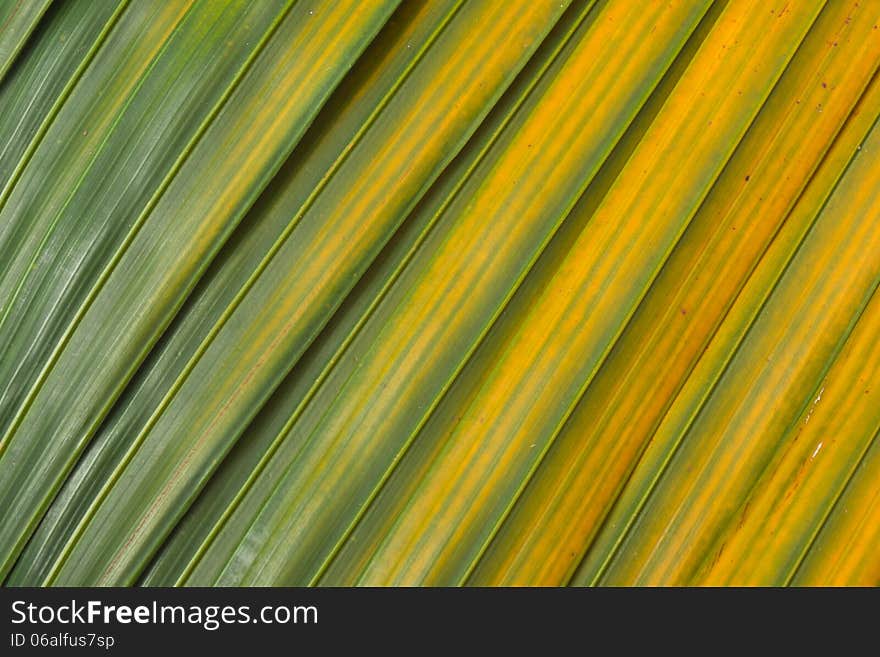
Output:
[[1, 0, 878, 586]]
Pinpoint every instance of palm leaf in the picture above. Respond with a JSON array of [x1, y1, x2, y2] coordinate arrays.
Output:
[[0, 0, 52, 81], [0, 0, 878, 586]]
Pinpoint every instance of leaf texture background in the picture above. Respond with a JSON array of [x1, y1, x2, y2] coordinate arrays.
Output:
[[0, 0, 878, 586]]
